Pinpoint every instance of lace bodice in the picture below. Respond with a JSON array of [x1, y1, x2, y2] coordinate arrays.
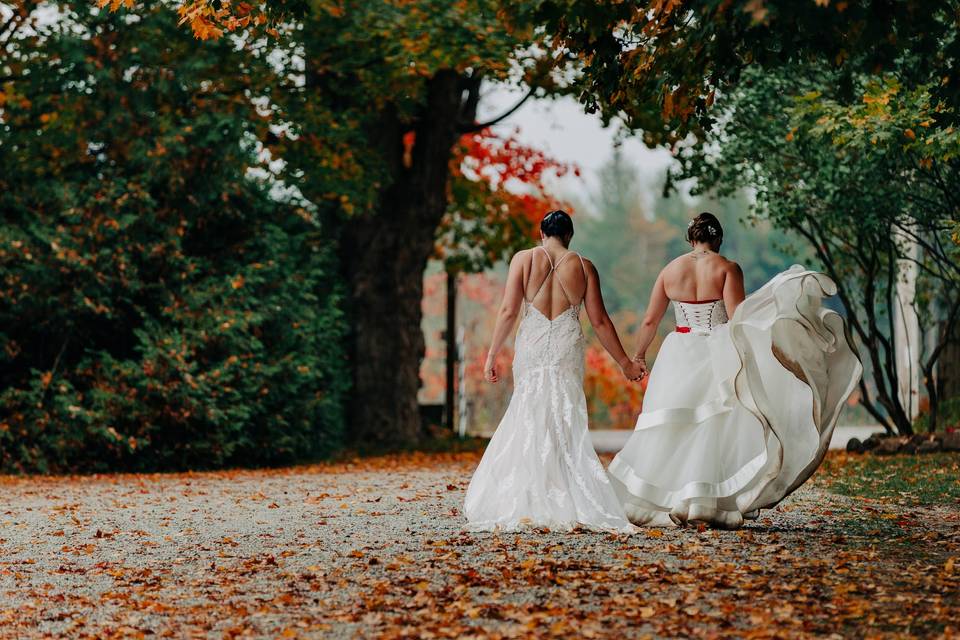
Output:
[[511, 247, 588, 378], [513, 302, 585, 378], [673, 299, 728, 333]]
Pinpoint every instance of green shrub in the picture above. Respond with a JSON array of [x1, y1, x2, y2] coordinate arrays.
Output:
[[0, 3, 348, 472]]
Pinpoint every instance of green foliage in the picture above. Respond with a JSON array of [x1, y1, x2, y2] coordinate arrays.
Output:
[[511, 0, 957, 145], [0, 3, 348, 473], [51, 0, 566, 451], [265, 0, 536, 222], [672, 61, 960, 434], [913, 397, 960, 434]]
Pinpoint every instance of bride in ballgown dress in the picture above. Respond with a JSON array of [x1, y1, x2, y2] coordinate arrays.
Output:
[[609, 213, 862, 529], [464, 210, 642, 533]]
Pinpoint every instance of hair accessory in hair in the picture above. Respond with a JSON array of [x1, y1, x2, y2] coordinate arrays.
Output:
[[707, 225, 717, 235], [688, 220, 695, 228]]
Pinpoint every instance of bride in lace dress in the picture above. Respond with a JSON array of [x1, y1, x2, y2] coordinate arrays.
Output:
[[464, 211, 642, 533], [608, 213, 862, 529]]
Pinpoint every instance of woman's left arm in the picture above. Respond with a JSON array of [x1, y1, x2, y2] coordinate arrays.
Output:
[[484, 252, 527, 383], [723, 261, 746, 317], [583, 259, 639, 379]]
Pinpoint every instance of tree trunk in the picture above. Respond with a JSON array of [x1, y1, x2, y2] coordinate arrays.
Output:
[[341, 70, 474, 447], [444, 270, 458, 431], [341, 211, 437, 447]]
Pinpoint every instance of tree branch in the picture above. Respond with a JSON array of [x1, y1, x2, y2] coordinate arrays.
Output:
[[457, 86, 535, 134]]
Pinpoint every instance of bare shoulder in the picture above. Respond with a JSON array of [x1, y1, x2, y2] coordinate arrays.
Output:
[[577, 255, 600, 278], [510, 248, 535, 265], [662, 254, 688, 272], [720, 256, 743, 274], [715, 256, 743, 280]]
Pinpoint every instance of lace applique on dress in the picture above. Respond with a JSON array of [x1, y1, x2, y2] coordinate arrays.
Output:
[[464, 248, 635, 533]]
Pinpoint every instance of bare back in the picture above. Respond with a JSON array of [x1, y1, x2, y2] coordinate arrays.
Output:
[[661, 252, 732, 303], [638, 250, 746, 335], [522, 246, 587, 320]]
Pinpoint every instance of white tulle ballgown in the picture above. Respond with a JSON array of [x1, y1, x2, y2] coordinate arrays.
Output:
[[608, 266, 862, 529], [464, 250, 635, 533]]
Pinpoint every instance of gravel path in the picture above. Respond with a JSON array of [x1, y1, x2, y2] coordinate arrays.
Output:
[[0, 451, 957, 639]]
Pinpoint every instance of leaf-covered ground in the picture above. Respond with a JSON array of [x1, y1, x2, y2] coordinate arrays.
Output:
[[0, 450, 957, 639]]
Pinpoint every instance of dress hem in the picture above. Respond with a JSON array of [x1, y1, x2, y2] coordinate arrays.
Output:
[[608, 448, 768, 506]]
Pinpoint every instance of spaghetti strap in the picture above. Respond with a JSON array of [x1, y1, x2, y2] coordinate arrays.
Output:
[[551, 252, 575, 307], [538, 245, 555, 269], [575, 253, 588, 306], [522, 252, 535, 301], [553, 251, 574, 268], [525, 247, 556, 303], [525, 249, 587, 313]]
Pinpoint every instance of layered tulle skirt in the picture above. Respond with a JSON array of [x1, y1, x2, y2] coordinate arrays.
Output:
[[608, 266, 862, 528]]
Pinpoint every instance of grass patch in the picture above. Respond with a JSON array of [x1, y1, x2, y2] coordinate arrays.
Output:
[[816, 450, 960, 506], [912, 396, 960, 433]]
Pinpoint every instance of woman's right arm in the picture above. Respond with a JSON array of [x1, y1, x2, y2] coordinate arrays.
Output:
[[484, 251, 527, 383], [631, 271, 670, 375]]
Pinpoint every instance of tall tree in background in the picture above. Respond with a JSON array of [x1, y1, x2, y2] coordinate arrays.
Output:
[[273, 4, 558, 446], [121, 0, 573, 446], [575, 151, 673, 314]]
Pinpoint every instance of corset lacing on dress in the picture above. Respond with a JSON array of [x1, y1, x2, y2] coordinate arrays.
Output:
[[673, 300, 729, 334]]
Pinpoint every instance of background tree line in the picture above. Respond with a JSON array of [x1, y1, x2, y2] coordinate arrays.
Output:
[[2, 0, 958, 472], [0, 0, 562, 470]]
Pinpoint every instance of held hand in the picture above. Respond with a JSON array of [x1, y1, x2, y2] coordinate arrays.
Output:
[[484, 357, 499, 384], [620, 359, 644, 381], [632, 356, 648, 380]]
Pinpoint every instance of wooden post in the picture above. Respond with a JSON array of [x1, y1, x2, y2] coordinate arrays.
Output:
[[457, 325, 469, 438], [893, 229, 921, 420], [445, 269, 458, 430]]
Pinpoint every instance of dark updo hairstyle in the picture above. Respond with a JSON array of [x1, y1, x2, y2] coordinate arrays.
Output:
[[541, 209, 574, 245], [686, 212, 723, 250]]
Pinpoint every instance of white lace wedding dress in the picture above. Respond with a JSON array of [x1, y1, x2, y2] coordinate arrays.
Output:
[[464, 249, 635, 533], [608, 266, 862, 529]]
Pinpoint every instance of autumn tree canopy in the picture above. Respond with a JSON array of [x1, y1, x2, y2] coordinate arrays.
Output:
[[71, 0, 581, 448], [439, 128, 576, 276], [10, 0, 958, 456]]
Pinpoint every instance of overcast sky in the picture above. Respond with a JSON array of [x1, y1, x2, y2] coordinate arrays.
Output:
[[477, 83, 676, 206]]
